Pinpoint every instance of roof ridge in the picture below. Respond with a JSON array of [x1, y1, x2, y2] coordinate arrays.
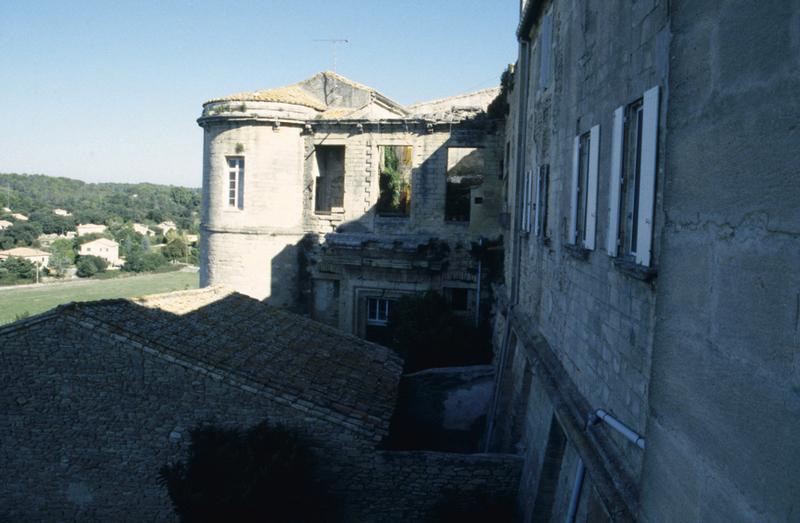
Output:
[[406, 86, 502, 109]]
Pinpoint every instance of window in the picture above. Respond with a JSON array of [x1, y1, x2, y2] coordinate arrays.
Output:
[[445, 147, 486, 222], [377, 145, 412, 216], [538, 11, 553, 89], [607, 86, 660, 266], [534, 164, 550, 238], [366, 298, 393, 326], [569, 125, 599, 249], [314, 145, 345, 213], [227, 157, 245, 209], [520, 169, 532, 233]]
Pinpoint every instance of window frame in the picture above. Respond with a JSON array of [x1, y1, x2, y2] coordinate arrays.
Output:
[[366, 297, 393, 326], [226, 156, 245, 210]]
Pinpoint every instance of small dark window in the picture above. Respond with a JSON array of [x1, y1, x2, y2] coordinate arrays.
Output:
[[620, 100, 645, 257], [314, 145, 345, 213], [448, 288, 469, 311], [575, 133, 591, 242]]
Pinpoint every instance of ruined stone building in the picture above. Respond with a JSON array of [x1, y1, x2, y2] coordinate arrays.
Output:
[[198, 71, 503, 341], [487, 0, 799, 522]]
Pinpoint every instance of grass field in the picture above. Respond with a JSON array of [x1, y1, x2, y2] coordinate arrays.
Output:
[[0, 271, 199, 325]]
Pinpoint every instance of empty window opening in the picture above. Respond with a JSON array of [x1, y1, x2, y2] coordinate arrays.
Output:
[[377, 145, 413, 216], [535, 164, 550, 238], [314, 145, 345, 213], [620, 100, 644, 257], [227, 157, 245, 209], [446, 147, 486, 222]]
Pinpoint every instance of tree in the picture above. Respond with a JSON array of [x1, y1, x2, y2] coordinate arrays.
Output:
[[76, 255, 108, 277], [123, 247, 167, 273], [159, 421, 332, 523], [0, 256, 37, 284], [4, 221, 43, 247], [162, 238, 188, 263], [48, 238, 76, 277]]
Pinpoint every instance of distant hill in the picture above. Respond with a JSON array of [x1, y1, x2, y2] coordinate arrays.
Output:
[[0, 173, 201, 231]]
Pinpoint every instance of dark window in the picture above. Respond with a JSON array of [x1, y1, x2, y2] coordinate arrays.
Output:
[[447, 288, 469, 311], [619, 100, 644, 257], [575, 133, 591, 242], [535, 164, 550, 238], [446, 147, 485, 222], [314, 145, 345, 213], [377, 145, 412, 216], [365, 297, 395, 345]]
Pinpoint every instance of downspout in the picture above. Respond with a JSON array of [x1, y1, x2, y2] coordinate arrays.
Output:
[[565, 410, 645, 523]]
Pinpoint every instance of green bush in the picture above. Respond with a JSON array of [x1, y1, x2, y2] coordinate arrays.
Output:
[[122, 247, 168, 273], [75, 255, 108, 277], [159, 421, 334, 523], [0, 256, 37, 284]]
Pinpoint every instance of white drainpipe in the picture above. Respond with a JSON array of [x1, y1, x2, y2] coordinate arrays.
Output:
[[565, 409, 645, 523]]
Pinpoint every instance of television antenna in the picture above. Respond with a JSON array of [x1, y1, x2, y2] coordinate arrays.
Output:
[[314, 38, 349, 73]]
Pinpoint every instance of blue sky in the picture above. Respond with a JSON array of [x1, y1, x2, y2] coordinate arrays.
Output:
[[0, 1, 519, 187]]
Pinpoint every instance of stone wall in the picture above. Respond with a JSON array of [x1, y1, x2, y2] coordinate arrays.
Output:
[[1, 311, 522, 522], [638, 2, 800, 521], [389, 365, 495, 453]]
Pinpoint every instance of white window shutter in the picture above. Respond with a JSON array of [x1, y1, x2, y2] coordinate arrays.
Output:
[[569, 136, 580, 244], [584, 125, 600, 250], [538, 12, 553, 89], [636, 86, 660, 266], [607, 106, 624, 256]]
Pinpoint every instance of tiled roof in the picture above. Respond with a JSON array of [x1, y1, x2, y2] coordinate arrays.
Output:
[[205, 84, 328, 110], [1, 288, 403, 438]]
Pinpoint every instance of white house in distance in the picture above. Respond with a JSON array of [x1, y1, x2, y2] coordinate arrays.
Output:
[[76, 223, 107, 236], [0, 247, 51, 267], [0, 220, 12, 230], [157, 221, 177, 234], [132, 223, 154, 236], [53, 208, 72, 216], [10, 213, 28, 222], [79, 238, 120, 266]]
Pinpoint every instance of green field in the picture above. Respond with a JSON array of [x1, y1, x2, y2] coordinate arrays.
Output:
[[0, 271, 199, 325]]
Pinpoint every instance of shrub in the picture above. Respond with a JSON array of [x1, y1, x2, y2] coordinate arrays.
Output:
[[0, 256, 37, 283], [386, 291, 492, 372], [159, 421, 333, 523], [123, 248, 167, 272], [75, 255, 108, 277]]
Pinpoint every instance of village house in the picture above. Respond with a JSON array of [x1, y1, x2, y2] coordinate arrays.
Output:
[[76, 223, 107, 236], [132, 223, 154, 236], [10, 213, 28, 221], [157, 220, 177, 233], [0, 219, 12, 230], [0, 247, 51, 266], [53, 208, 72, 216], [198, 71, 504, 340], [484, 1, 799, 522], [78, 238, 120, 266]]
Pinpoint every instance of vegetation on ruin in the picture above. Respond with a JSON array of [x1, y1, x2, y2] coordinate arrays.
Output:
[[159, 421, 333, 523], [377, 146, 411, 216]]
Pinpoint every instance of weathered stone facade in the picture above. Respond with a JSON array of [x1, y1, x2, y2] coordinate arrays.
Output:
[[489, 1, 800, 522], [198, 72, 504, 339], [0, 288, 522, 521]]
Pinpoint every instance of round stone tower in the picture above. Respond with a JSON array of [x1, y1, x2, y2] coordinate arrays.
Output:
[[197, 88, 323, 305]]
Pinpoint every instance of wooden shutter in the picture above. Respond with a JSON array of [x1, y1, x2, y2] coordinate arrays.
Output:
[[607, 106, 624, 256], [636, 86, 660, 266], [569, 136, 580, 244], [584, 125, 600, 250]]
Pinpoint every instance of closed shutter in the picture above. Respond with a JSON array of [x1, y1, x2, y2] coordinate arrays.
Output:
[[569, 136, 580, 244], [584, 125, 600, 250], [538, 12, 553, 89], [607, 106, 624, 256], [636, 86, 660, 266], [533, 167, 542, 234]]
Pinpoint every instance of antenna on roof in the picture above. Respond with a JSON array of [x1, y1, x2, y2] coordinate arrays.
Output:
[[313, 38, 349, 73]]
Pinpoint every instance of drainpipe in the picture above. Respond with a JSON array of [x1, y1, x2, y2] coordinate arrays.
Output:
[[565, 410, 645, 523]]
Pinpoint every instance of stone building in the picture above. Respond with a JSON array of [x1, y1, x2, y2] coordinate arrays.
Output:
[[487, 1, 800, 522], [198, 71, 504, 340], [0, 287, 520, 521]]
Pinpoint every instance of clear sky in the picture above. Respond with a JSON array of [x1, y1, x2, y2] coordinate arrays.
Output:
[[0, 1, 519, 188]]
